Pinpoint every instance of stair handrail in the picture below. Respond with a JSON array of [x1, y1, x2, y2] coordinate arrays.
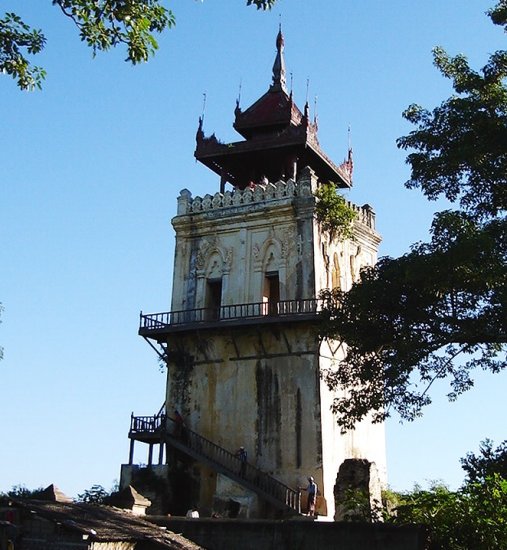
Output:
[[129, 413, 301, 514]]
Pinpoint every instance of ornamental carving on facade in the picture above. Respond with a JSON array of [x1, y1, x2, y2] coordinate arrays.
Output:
[[195, 236, 219, 272], [252, 242, 261, 262], [279, 226, 295, 259], [224, 248, 233, 272]]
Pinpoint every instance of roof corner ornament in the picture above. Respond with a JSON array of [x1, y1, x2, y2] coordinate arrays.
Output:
[[303, 100, 310, 127], [339, 145, 354, 183], [313, 95, 318, 131], [196, 115, 204, 143], [235, 79, 242, 117], [196, 92, 207, 143], [271, 25, 287, 92]]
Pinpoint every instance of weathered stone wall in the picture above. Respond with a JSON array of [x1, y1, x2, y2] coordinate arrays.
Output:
[[172, 169, 378, 312], [334, 458, 383, 521], [165, 169, 386, 519], [119, 465, 173, 515], [164, 326, 326, 514], [150, 518, 428, 550]]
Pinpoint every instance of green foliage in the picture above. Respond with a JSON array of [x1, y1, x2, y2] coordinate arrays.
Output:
[[381, 487, 403, 519], [391, 476, 507, 550], [1, 485, 45, 498], [77, 484, 110, 504], [320, 211, 506, 429], [338, 488, 383, 522], [0, 13, 46, 90], [1, 0, 277, 90], [320, 1, 506, 428], [461, 438, 507, 483], [314, 182, 357, 241], [384, 442, 507, 548], [53, 0, 174, 64], [247, 0, 278, 9], [489, 0, 507, 31], [397, 46, 507, 221]]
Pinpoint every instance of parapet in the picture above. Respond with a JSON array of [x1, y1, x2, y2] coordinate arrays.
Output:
[[177, 173, 375, 231]]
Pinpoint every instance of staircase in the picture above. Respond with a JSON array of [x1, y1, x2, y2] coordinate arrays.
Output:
[[129, 414, 302, 516]]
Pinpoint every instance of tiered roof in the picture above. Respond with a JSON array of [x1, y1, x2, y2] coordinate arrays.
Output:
[[195, 28, 353, 191]]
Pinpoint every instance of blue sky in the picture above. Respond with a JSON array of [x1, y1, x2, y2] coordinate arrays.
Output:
[[1, 0, 505, 498]]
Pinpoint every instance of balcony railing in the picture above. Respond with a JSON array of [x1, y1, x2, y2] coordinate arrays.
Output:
[[140, 298, 324, 333]]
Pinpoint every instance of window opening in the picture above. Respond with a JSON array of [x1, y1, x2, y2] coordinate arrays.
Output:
[[206, 279, 222, 320], [263, 271, 280, 315]]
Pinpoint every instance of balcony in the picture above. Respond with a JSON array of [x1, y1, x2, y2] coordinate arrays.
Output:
[[139, 298, 324, 339]]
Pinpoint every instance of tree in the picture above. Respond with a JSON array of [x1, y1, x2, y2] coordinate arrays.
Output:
[[0, 485, 45, 498], [461, 438, 507, 483], [334, 441, 507, 549], [389, 441, 507, 550], [391, 476, 507, 550], [0, 0, 277, 90], [314, 182, 357, 241], [77, 483, 111, 504], [320, 1, 506, 429]]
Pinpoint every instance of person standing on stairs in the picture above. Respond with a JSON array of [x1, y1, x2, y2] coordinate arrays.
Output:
[[236, 446, 247, 478]]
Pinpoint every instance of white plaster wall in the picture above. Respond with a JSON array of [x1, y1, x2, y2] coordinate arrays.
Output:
[[165, 174, 385, 519]]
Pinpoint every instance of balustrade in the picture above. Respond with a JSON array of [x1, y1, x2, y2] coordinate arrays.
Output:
[[140, 298, 323, 332]]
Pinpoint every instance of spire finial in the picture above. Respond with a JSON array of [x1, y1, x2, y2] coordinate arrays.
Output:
[[235, 79, 242, 115], [303, 78, 310, 120], [271, 25, 287, 92], [201, 92, 207, 122], [339, 125, 354, 181], [197, 92, 206, 143]]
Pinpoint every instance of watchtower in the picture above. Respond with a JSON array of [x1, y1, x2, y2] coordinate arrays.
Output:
[[122, 29, 386, 520]]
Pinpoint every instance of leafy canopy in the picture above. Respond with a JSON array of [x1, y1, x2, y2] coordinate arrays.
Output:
[[0, 0, 277, 90], [385, 440, 507, 549], [333, 440, 507, 549], [320, 1, 506, 429], [314, 182, 358, 241], [461, 438, 507, 483], [392, 476, 507, 550], [77, 484, 111, 504], [0, 13, 46, 90], [0, 484, 45, 499]]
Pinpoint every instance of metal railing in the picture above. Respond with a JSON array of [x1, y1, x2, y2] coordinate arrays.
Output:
[[140, 298, 323, 331], [129, 414, 301, 514], [130, 414, 165, 433]]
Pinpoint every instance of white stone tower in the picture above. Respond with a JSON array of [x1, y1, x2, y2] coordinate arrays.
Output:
[[125, 29, 386, 520]]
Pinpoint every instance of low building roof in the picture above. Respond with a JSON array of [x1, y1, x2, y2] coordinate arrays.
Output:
[[2, 497, 202, 549]]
